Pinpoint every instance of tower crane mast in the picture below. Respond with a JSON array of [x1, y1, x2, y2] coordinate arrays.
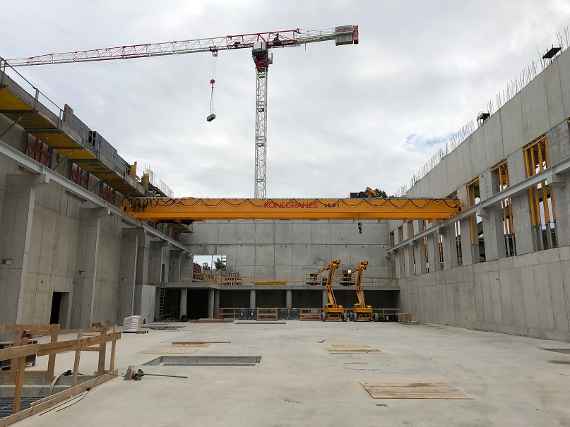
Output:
[[7, 25, 359, 198]]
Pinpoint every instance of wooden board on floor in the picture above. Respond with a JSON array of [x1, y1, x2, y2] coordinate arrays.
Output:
[[172, 341, 231, 345], [361, 382, 469, 399], [327, 344, 380, 353]]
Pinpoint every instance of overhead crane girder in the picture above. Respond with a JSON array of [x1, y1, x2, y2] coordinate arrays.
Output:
[[123, 197, 461, 222]]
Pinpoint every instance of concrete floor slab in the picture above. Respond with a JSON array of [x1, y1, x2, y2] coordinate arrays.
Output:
[[14, 322, 570, 427]]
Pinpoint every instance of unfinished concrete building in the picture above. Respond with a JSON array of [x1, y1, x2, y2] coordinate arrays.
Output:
[[1, 37, 570, 345], [389, 47, 570, 341]]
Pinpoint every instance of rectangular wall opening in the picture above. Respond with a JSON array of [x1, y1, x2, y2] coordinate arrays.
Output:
[[187, 289, 210, 319], [524, 136, 557, 251], [493, 161, 516, 257], [49, 292, 68, 325], [467, 178, 486, 262]]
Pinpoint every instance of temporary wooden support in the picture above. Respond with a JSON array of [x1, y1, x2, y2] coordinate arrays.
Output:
[[0, 324, 121, 425], [0, 374, 115, 427]]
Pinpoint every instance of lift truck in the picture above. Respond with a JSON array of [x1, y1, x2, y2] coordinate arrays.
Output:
[[348, 260, 374, 321], [320, 259, 346, 321]]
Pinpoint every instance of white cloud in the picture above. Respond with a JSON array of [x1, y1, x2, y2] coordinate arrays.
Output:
[[2, 1, 569, 198]]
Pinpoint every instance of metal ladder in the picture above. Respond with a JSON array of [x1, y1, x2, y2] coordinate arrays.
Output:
[[158, 287, 167, 320]]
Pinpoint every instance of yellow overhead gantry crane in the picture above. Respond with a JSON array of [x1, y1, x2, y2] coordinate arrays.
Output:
[[348, 260, 373, 321], [319, 259, 345, 321], [123, 197, 461, 221]]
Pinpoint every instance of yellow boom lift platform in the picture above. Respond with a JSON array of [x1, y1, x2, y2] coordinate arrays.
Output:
[[348, 260, 373, 321], [320, 259, 346, 321]]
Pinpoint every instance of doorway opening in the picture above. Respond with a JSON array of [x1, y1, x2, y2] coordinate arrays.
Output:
[[50, 292, 68, 325]]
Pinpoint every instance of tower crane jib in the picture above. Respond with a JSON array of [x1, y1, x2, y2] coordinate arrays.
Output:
[[5, 25, 359, 199]]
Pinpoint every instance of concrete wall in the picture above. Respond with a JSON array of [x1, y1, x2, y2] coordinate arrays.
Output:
[[391, 48, 570, 341], [0, 112, 181, 326], [399, 247, 570, 341], [184, 220, 394, 286]]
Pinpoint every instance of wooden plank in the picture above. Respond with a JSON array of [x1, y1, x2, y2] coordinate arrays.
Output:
[[46, 329, 58, 381], [72, 331, 81, 385], [361, 382, 468, 399], [172, 340, 231, 345], [11, 358, 25, 414], [0, 332, 121, 361], [109, 335, 117, 373], [0, 374, 115, 426], [97, 328, 107, 375], [0, 324, 59, 335]]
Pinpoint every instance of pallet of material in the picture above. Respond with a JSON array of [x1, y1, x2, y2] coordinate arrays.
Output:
[[397, 313, 417, 324], [299, 309, 321, 321], [256, 309, 278, 321]]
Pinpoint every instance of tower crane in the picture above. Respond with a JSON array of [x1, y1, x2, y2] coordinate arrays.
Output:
[[348, 260, 373, 321], [318, 259, 345, 321], [6, 25, 359, 199]]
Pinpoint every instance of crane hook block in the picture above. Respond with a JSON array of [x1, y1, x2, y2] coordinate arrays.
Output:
[[206, 113, 216, 122]]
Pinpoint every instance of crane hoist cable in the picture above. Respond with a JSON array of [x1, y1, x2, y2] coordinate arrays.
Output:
[[206, 50, 218, 122]]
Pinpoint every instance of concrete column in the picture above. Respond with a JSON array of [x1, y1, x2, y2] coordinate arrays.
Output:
[[180, 253, 194, 281], [214, 289, 220, 312], [154, 287, 162, 321], [208, 288, 215, 319], [169, 250, 182, 282], [552, 175, 570, 247], [118, 228, 138, 320], [480, 206, 506, 261], [249, 289, 256, 309], [441, 225, 457, 270], [134, 229, 150, 315], [286, 289, 293, 309], [0, 175, 37, 324], [322, 289, 328, 307], [394, 251, 401, 278], [459, 219, 475, 265], [511, 192, 535, 255], [426, 233, 438, 272], [180, 288, 188, 319], [71, 207, 105, 328], [149, 241, 167, 285], [412, 243, 421, 274], [402, 245, 414, 277]]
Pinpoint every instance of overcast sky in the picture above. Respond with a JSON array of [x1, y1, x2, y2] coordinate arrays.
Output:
[[2, 1, 569, 198]]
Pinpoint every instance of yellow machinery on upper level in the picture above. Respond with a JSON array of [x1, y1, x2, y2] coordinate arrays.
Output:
[[320, 259, 345, 321], [348, 260, 373, 322], [123, 197, 461, 221]]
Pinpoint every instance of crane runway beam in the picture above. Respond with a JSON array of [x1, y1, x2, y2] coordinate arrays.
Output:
[[123, 197, 461, 221]]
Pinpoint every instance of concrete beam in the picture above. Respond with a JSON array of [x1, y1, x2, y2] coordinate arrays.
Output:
[[389, 154, 570, 252], [0, 139, 190, 253]]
